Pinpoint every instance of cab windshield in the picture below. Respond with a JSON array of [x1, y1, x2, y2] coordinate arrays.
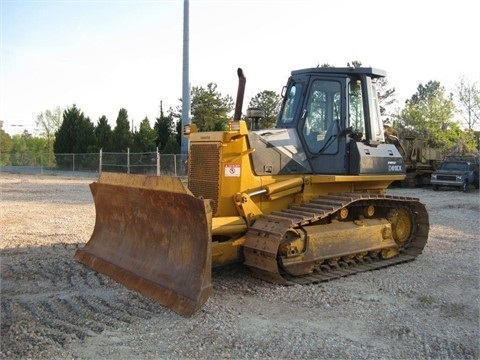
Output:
[[440, 162, 469, 171]]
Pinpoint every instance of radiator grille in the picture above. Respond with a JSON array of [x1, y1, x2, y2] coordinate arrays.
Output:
[[188, 142, 221, 214], [437, 175, 456, 181]]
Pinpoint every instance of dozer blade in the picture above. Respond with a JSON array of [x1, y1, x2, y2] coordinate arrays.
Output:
[[74, 172, 213, 317]]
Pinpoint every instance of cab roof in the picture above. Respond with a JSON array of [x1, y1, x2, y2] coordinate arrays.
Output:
[[291, 67, 387, 78]]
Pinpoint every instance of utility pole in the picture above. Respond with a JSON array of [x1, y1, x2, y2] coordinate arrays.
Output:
[[180, 0, 190, 161]]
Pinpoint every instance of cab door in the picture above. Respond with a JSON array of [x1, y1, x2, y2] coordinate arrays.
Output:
[[300, 76, 348, 174]]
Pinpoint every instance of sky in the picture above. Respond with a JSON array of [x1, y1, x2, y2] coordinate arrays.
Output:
[[1, 0, 479, 135]]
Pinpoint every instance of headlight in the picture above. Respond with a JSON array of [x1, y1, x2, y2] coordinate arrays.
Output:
[[229, 121, 241, 131], [183, 123, 198, 136], [456, 175, 463, 181], [431, 174, 437, 180]]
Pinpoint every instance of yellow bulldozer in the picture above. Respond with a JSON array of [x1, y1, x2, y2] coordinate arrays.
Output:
[[75, 67, 429, 317]]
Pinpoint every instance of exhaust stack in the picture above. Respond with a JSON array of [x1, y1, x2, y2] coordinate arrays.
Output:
[[233, 68, 246, 121]]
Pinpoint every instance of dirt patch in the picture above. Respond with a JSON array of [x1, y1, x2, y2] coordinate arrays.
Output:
[[1, 173, 479, 359]]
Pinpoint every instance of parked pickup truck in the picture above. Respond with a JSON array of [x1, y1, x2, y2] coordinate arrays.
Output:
[[431, 156, 479, 192]]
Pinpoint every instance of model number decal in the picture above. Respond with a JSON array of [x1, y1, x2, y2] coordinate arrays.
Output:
[[225, 164, 240, 177], [388, 165, 403, 172]]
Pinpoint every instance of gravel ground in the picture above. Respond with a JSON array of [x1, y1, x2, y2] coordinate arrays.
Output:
[[1, 172, 479, 359]]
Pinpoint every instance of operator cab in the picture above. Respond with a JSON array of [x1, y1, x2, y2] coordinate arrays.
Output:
[[278, 67, 385, 144], [247, 67, 404, 176], [275, 67, 402, 175]]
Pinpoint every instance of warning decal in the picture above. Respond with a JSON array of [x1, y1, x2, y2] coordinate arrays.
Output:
[[224, 164, 241, 177]]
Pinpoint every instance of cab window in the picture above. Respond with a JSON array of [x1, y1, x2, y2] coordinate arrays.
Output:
[[279, 83, 303, 125], [302, 79, 341, 154], [349, 80, 365, 136]]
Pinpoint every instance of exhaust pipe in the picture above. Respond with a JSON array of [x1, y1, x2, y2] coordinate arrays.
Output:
[[233, 68, 246, 121]]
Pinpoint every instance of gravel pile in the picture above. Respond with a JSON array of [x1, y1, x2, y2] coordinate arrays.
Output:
[[1, 173, 478, 359]]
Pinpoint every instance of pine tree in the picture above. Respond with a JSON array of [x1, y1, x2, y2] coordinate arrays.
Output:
[[53, 105, 95, 168], [95, 115, 113, 151], [133, 117, 157, 152], [111, 108, 133, 152]]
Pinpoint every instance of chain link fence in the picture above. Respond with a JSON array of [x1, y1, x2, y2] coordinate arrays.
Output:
[[0, 149, 187, 177]]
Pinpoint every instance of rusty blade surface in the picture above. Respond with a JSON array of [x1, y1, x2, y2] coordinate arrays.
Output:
[[75, 179, 213, 317]]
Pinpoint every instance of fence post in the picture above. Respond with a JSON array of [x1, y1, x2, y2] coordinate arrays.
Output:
[[72, 153, 75, 172], [156, 147, 160, 176], [174, 154, 177, 177], [99, 148, 103, 174], [40, 154, 43, 175], [127, 148, 130, 174]]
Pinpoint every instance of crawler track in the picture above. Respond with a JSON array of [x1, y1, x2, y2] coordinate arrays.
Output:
[[243, 193, 429, 285]]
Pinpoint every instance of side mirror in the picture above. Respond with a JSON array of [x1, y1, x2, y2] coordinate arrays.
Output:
[[341, 127, 363, 141], [341, 126, 353, 136]]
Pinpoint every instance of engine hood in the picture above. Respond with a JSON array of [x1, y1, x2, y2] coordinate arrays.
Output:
[[247, 128, 312, 175]]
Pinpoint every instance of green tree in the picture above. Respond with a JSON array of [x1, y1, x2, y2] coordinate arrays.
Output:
[[133, 117, 157, 152], [442, 123, 478, 155], [350, 60, 362, 68], [0, 121, 13, 165], [35, 106, 62, 154], [190, 83, 234, 131], [0, 121, 11, 145], [111, 108, 133, 152], [175, 112, 182, 147], [9, 134, 29, 165], [5, 131, 53, 166], [455, 77, 480, 131], [10, 133, 28, 152], [54, 105, 96, 169], [26, 136, 48, 165], [396, 81, 470, 153], [95, 115, 113, 151], [376, 77, 397, 119], [54, 105, 96, 154], [154, 104, 176, 151], [162, 135, 180, 154], [168, 105, 183, 147], [247, 90, 282, 129]]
